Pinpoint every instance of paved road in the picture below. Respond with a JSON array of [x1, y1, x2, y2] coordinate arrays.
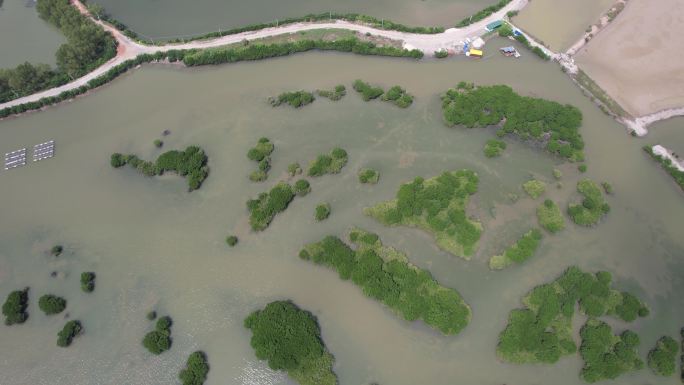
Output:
[[0, 0, 528, 111]]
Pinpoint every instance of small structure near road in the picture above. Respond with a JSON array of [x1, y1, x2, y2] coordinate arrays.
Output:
[[500, 46, 521, 58], [486, 20, 503, 32], [467, 48, 483, 58]]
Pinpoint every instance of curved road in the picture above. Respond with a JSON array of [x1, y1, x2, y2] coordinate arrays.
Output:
[[0, 0, 528, 111]]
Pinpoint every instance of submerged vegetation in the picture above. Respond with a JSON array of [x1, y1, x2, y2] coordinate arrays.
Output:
[[247, 182, 297, 231], [2, 288, 29, 325], [179, 351, 210, 385], [316, 85, 346, 101], [381, 86, 414, 108], [353, 80, 384, 101], [142, 315, 173, 355], [110, 146, 209, 191], [365, 170, 481, 259], [247, 138, 275, 182], [244, 301, 337, 385], [579, 319, 643, 383], [51, 245, 64, 256], [568, 179, 610, 226], [300, 228, 471, 335], [647, 336, 678, 377], [537, 200, 565, 233], [226, 235, 239, 247], [522, 179, 546, 199], [307, 148, 348, 177], [314, 203, 331, 221], [0, 0, 116, 104], [38, 294, 66, 315], [358, 168, 380, 184], [80, 272, 96, 293], [442, 84, 584, 161], [269, 91, 315, 108], [497, 266, 649, 364], [57, 320, 83, 347], [483, 139, 506, 158], [489, 229, 543, 270]]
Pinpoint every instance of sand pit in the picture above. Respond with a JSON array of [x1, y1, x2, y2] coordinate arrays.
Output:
[[575, 0, 684, 117]]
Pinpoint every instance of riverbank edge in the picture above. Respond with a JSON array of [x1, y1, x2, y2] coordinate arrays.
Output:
[[0, 40, 421, 120]]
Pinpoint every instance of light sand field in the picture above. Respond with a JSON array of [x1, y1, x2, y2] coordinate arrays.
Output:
[[575, 0, 684, 117], [514, 0, 613, 51]]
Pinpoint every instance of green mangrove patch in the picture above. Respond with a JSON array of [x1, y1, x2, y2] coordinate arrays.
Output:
[[568, 179, 610, 226], [522, 179, 546, 199], [244, 301, 337, 385], [484, 139, 506, 158], [381, 86, 414, 108], [648, 336, 678, 377], [269, 91, 315, 108], [364, 170, 481, 259], [307, 148, 348, 177], [247, 182, 299, 231], [299, 228, 471, 335], [488, 229, 542, 270], [579, 318, 643, 383], [57, 320, 83, 347], [316, 85, 346, 101], [352, 80, 384, 101], [38, 294, 66, 315], [142, 315, 173, 355], [441, 83, 584, 161], [111, 146, 209, 191], [247, 138, 274, 182], [537, 199, 565, 233], [497, 266, 649, 364], [80, 272, 96, 293], [179, 351, 210, 385], [315, 203, 331, 221], [358, 168, 380, 184]]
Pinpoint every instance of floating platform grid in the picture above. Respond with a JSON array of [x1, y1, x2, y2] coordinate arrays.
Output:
[[4, 148, 27, 170], [33, 140, 55, 162]]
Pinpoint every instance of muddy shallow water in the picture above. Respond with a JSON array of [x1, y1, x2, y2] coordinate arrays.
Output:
[[0, 46, 682, 385]]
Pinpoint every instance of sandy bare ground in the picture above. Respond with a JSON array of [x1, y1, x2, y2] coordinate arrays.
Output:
[[575, 0, 684, 118]]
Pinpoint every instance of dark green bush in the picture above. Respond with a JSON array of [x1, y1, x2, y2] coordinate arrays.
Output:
[[578, 164, 588, 173], [38, 294, 66, 315], [146, 311, 157, 320], [143, 315, 173, 354], [80, 272, 96, 293], [315, 203, 331, 221], [50, 244, 63, 256], [154, 139, 164, 148], [434, 50, 449, 58], [244, 301, 337, 385], [648, 336, 678, 376], [579, 319, 643, 382], [2, 288, 29, 325], [110, 146, 209, 191], [57, 320, 83, 347], [498, 267, 649, 364], [226, 235, 238, 246], [442, 84, 583, 160], [294, 179, 311, 196], [300, 229, 471, 335], [179, 351, 210, 385], [365, 170, 481, 258]]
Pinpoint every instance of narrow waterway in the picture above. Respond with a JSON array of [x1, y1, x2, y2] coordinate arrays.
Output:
[[0, 44, 682, 385]]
